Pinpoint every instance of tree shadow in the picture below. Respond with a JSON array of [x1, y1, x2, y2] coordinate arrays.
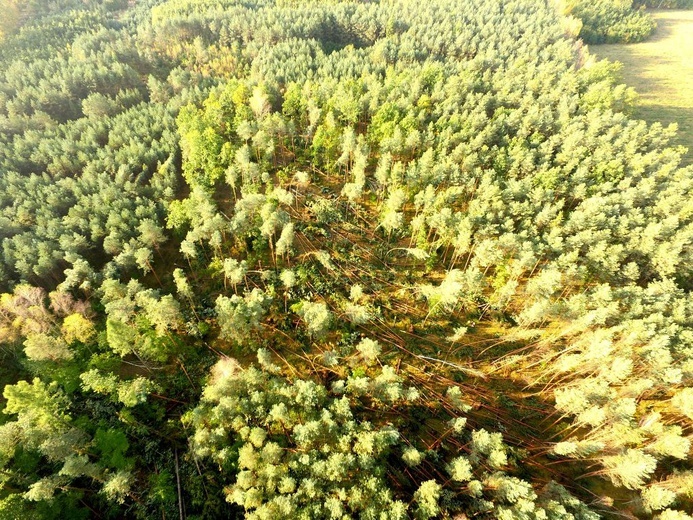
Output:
[[633, 104, 693, 165], [593, 11, 693, 167], [647, 14, 679, 43]]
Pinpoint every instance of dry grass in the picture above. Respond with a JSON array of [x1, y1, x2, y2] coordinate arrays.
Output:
[[590, 10, 693, 165]]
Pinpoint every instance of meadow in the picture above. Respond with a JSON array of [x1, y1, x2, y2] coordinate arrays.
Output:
[[592, 10, 693, 164]]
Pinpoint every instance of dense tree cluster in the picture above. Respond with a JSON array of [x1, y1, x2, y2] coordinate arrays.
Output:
[[635, 0, 693, 7], [559, 0, 656, 44], [0, 0, 692, 518]]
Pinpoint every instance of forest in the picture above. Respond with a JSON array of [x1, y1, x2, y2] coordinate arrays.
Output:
[[0, 0, 692, 518]]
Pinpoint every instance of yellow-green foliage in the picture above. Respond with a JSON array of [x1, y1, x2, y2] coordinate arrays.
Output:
[[591, 10, 693, 165], [0, 0, 692, 518]]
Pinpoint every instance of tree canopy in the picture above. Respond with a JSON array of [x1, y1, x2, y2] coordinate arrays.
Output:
[[0, 0, 692, 518]]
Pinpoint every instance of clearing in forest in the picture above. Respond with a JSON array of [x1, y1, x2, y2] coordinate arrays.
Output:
[[592, 10, 693, 165]]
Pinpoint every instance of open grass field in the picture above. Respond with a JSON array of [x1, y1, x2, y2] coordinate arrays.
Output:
[[591, 10, 693, 165]]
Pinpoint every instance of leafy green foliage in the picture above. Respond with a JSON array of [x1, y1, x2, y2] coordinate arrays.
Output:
[[188, 360, 408, 518], [0, 0, 691, 518], [561, 0, 656, 44], [188, 359, 597, 519]]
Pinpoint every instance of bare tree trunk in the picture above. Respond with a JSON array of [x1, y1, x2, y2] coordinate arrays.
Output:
[[175, 448, 185, 520]]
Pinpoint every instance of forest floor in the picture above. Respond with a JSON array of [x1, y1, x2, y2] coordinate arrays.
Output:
[[592, 10, 693, 166]]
